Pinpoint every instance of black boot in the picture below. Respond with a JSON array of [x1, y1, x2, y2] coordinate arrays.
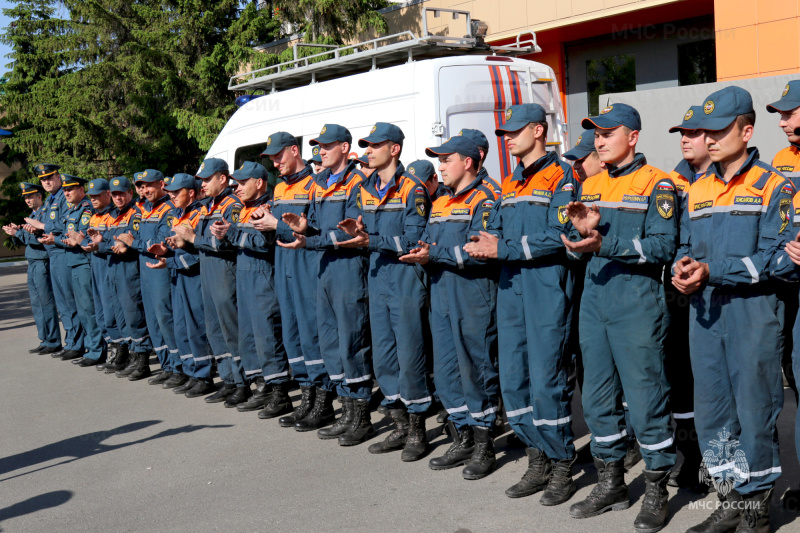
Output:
[[368, 409, 409, 454], [78, 357, 101, 367], [625, 438, 642, 471], [540, 456, 577, 506], [162, 373, 188, 390], [127, 352, 152, 381], [173, 377, 197, 394], [429, 422, 475, 470], [236, 384, 270, 412], [670, 418, 709, 492], [115, 351, 141, 377], [318, 397, 353, 439], [338, 398, 376, 446], [278, 386, 313, 427], [60, 349, 83, 361], [29, 344, 46, 354], [224, 386, 252, 408], [148, 371, 173, 385], [204, 382, 235, 403], [99, 343, 120, 371], [736, 489, 772, 533], [462, 426, 495, 479], [505, 448, 552, 498], [569, 459, 630, 518], [259, 383, 293, 419], [687, 491, 742, 533], [295, 388, 335, 431], [184, 379, 214, 398], [634, 469, 671, 533], [401, 413, 428, 462]]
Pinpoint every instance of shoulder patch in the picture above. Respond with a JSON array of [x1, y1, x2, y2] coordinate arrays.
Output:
[[561, 183, 574, 192], [482, 199, 495, 208], [781, 197, 791, 233], [656, 193, 675, 219], [782, 183, 795, 195], [557, 206, 569, 224], [231, 205, 241, 223], [656, 181, 674, 191]]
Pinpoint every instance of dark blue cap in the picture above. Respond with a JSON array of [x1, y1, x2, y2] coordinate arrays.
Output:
[[134, 169, 165, 183], [563, 129, 597, 161], [165, 173, 200, 191], [669, 106, 705, 133], [353, 152, 369, 166], [19, 182, 45, 196], [61, 174, 86, 188], [232, 161, 268, 181], [405, 160, 436, 182], [457, 128, 489, 154], [582, 103, 641, 131], [109, 177, 133, 192], [87, 179, 110, 194], [425, 136, 481, 163], [496, 104, 547, 135], [163, 175, 171, 187], [310, 124, 352, 146], [309, 146, 322, 163], [261, 132, 299, 156], [767, 81, 800, 113], [196, 158, 229, 178], [696, 86, 754, 131], [32, 163, 60, 178], [358, 122, 405, 148]]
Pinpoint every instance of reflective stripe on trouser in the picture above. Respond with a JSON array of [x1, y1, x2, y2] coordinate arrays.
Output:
[[431, 270, 498, 429], [237, 268, 289, 385], [48, 251, 83, 351], [172, 269, 211, 379], [317, 253, 372, 400], [70, 263, 106, 361], [108, 260, 152, 353], [199, 254, 245, 386], [369, 260, 432, 414], [498, 264, 575, 459], [28, 258, 61, 346], [691, 288, 784, 494], [579, 275, 676, 471], [140, 258, 178, 372], [274, 247, 328, 388]]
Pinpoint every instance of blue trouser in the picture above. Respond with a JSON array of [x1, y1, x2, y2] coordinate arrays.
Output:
[[580, 272, 676, 471], [794, 308, 800, 484], [108, 260, 152, 354], [91, 255, 124, 345], [28, 258, 61, 347], [172, 269, 211, 379], [48, 251, 83, 351], [691, 287, 784, 494], [317, 252, 372, 400], [70, 263, 106, 361], [139, 258, 178, 372], [199, 255, 245, 386], [369, 257, 432, 414], [431, 269, 498, 429], [274, 248, 328, 389], [498, 263, 575, 460], [237, 268, 289, 385]]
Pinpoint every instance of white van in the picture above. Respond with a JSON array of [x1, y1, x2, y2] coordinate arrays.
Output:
[[207, 19, 567, 181]]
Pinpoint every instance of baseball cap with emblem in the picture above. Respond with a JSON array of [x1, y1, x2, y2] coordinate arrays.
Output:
[[358, 122, 405, 148], [496, 104, 547, 136], [310, 146, 322, 164], [260, 132, 299, 157], [232, 161, 268, 182], [695, 86, 753, 131], [195, 158, 229, 179], [33, 163, 60, 178], [767, 81, 800, 113], [668, 106, 704, 133], [582, 103, 641, 131], [109, 177, 133, 192], [19, 182, 45, 196], [165, 173, 200, 191], [425, 136, 481, 163], [405, 160, 436, 182], [87, 179, 110, 194], [134, 169, 165, 184], [61, 174, 87, 188], [457, 129, 490, 155], [563, 129, 597, 161], [310, 124, 352, 146]]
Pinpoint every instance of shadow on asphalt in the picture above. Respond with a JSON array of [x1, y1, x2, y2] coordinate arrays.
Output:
[[0, 490, 73, 530], [0, 420, 233, 481]]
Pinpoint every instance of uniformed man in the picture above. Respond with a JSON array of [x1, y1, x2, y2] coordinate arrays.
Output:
[[676, 87, 792, 533], [3, 182, 61, 354], [411, 159, 444, 201], [58, 175, 106, 365], [172, 158, 249, 407], [310, 145, 323, 174], [563, 128, 602, 183], [337, 122, 433, 462], [456, 128, 501, 194], [249, 132, 331, 428], [464, 104, 580, 503], [402, 136, 500, 479], [24, 164, 84, 359], [562, 103, 677, 532]]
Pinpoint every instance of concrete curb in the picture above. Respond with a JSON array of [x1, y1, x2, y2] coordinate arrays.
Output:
[[0, 260, 27, 268]]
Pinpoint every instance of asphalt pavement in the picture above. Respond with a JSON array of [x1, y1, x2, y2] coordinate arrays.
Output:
[[0, 265, 798, 532]]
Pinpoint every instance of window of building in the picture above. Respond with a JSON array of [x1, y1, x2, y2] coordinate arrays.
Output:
[[678, 39, 716, 86], [586, 54, 636, 116]]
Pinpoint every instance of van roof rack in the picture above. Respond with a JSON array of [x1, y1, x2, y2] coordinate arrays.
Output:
[[229, 8, 541, 93]]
